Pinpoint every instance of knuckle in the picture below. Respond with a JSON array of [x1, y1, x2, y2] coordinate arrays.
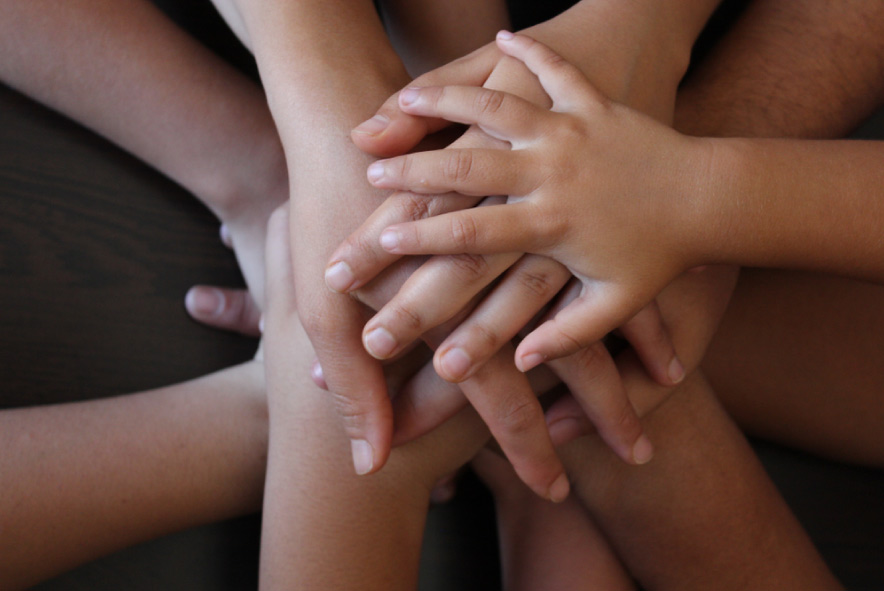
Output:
[[496, 396, 543, 439], [446, 253, 489, 283], [464, 321, 502, 357], [474, 88, 505, 116], [396, 192, 433, 222], [515, 267, 557, 299], [552, 324, 587, 357], [388, 301, 425, 334], [449, 214, 480, 249], [444, 150, 474, 184], [571, 340, 605, 371]]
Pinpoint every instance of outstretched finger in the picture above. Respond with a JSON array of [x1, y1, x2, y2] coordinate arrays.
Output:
[[515, 287, 625, 372], [351, 44, 501, 158], [185, 285, 262, 337], [368, 148, 533, 196], [618, 301, 685, 387], [547, 343, 652, 465], [494, 31, 603, 112], [396, 85, 549, 144], [380, 203, 546, 256]]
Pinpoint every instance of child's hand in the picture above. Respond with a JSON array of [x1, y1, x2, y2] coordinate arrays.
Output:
[[365, 32, 709, 371]]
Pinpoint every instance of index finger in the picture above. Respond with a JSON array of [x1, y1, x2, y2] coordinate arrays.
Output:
[[351, 42, 501, 158]]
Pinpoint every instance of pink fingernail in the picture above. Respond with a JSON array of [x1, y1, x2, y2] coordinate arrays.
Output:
[[497, 30, 514, 41], [439, 347, 471, 381], [379, 229, 400, 251], [353, 114, 390, 136], [325, 261, 356, 292], [351, 439, 375, 475], [399, 87, 420, 106], [517, 352, 544, 372], [668, 357, 685, 384], [367, 162, 384, 183], [364, 327, 398, 359], [185, 287, 224, 317], [548, 473, 570, 503], [632, 435, 654, 465]]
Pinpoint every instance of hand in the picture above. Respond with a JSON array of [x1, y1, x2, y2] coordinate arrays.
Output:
[[365, 33, 709, 370]]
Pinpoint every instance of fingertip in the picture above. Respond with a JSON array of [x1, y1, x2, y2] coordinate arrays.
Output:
[[632, 434, 654, 465], [668, 356, 686, 384], [496, 30, 515, 42], [350, 439, 376, 476], [185, 286, 224, 319], [325, 260, 357, 293], [547, 472, 570, 503], [516, 351, 545, 373]]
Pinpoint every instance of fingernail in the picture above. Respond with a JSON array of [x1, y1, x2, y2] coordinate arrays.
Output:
[[547, 417, 585, 447], [548, 472, 570, 503], [632, 434, 654, 465], [367, 162, 385, 183], [517, 352, 545, 372], [399, 87, 420, 106], [497, 30, 514, 41], [185, 287, 224, 317], [258, 315, 265, 334], [430, 482, 456, 504], [310, 359, 328, 389], [353, 114, 389, 136], [219, 223, 232, 247], [351, 439, 375, 475], [364, 327, 398, 358], [325, 261, 356, 292], [668, 357, 685, 384], [439, 347, 471, 381], [379, 229, 400, 251]]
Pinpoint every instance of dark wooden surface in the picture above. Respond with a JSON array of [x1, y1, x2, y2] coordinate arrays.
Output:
[[1, 1, 881, 589]]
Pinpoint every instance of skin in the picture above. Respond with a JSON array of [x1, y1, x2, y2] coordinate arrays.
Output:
[[324, 0, 723, 484]]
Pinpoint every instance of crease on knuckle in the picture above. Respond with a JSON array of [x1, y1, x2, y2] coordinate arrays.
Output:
[[475, 88, 505, 117], [496, 395, 542, 439], [447, 253, 489, 283], [449, 214, 480, 249], [552, 323, 586, 357], [515, 267, 557, 300], [445, 150, 474, 184], [397, 192, 433, 222], [463, 321, 502, 358], [389, 301, 425, 334]]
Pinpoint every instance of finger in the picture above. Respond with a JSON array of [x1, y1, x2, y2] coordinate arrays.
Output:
[[368, 148, 533, 196], [361, 251, 518, 360], [515, 288, 625, 372], [545, 394, 594, 448], [460, 347, 570, 502], [494, 31, 603, 112], [434, 255, 571, 382], [351, 44, 501, 158], [381, 203, 547, 256], [392, 356, 470, 446], [547, 342, 653, 465], [618, 301, 685, 386], [325, 190, 481, 293], [396, 85, 549, 143], [185, 285, 262, 337], [310, 358, 328, 390], [219, 223, 233, 249]]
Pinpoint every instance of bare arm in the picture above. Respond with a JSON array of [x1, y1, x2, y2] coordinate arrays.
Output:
[[0, 362, 267, 590]]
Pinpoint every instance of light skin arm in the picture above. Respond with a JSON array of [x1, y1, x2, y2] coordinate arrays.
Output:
[[0, 0, 286, 305], [259, 207, 489, 590], [0, 362, 268, 590]]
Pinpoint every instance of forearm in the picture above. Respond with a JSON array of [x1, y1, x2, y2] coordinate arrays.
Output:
[[695, 138, 884, 282], [0, 362, 267, 590], [0, 0, 283, 218], [261, 323, 487, 590]]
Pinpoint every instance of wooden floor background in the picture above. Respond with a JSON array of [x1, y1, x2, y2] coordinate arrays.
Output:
[[1, 1, 882, 589]]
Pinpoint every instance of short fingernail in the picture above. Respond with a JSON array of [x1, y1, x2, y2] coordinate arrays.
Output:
[[517, 352, 545, 372], [439, 347, 471, 381], [632, 434, 654, 465], [325, 261, 356, 292], [668, 357, 686, 384], [547, 417, 586, 447], [258, 315, 265, 334], [364, 327, 398, 358], [430, 482, 456, 504], [379, 229, 400, 251], [399, 87, 420, 106], [353, 114, 390, 136], [497, 30, 514, 41], [310, 359, 327, 389], [367, 162, 385, 183], [548, 472, 570, 503], [185, 287, 224, 317], [351, 439, 375, 475], [219, 223, 232, 247]]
